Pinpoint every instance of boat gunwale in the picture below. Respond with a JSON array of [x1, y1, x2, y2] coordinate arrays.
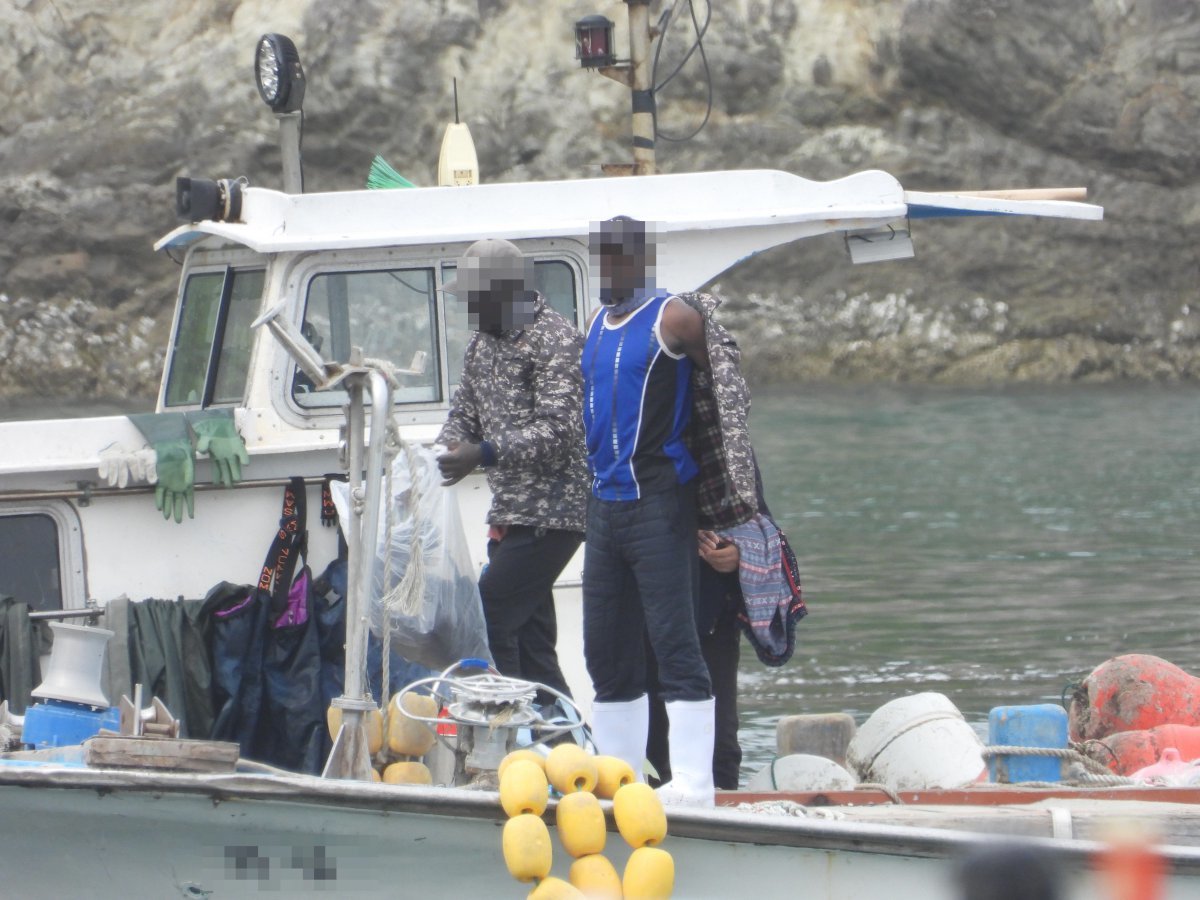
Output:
[[6, 766, 1200, 871]]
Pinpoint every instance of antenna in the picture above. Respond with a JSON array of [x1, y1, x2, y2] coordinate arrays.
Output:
[[453, 77, 460, 124]]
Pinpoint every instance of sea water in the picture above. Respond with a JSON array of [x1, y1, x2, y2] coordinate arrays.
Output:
[[738, 382, 1200, 778]]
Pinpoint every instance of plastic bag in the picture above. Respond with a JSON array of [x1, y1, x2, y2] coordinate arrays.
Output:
[[331, 445, 492, 671]]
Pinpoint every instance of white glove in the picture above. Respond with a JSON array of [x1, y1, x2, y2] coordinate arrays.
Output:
[[97, 443, 158, 488], [133, 447, 158, 485]]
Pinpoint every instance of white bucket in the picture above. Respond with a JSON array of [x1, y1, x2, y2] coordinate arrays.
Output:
[[746, 754, 857, 793], [847, 692, 985, 791]]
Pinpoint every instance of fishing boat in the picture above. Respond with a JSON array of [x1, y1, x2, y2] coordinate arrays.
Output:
[[9, 24, 1194, 900]]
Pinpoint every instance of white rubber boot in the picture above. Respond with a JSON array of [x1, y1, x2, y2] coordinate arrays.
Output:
[[655, 697, 716, 808], [589, 694, 649, 783]]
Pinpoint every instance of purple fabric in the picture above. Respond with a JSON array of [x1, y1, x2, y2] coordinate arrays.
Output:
[[273, 569, 310, 629], [725, 514, 796, 662], [214, 590, 254, 619]]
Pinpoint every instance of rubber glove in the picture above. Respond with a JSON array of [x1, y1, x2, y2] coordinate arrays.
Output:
[[187, 408, 249, 487], [97, 442, 156, 488], [129, 412, 195, 523]]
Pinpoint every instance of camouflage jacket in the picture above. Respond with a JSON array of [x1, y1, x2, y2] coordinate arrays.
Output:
[[677, 291, 759, 531], [438, 295, 588, 533]]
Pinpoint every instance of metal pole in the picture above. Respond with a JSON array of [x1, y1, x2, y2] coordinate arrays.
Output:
[[627, 0, 656, 175], [322, 376, 374, 780], [277, 111, 303, 193]]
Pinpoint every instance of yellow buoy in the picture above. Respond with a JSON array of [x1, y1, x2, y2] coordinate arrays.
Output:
[[555, 790, 606, 858], [382, 761, 433, 785], [326, 705, 385, 756], [387, 691, 438, 757], [527, 876, 586, 899], [568, 853, 622, 899], [502, 814, 553, 883], [500, 758, 550, 818], [371, 767, 382, 783], [594, 755, 638, 799], [612, 782, 667, 848], [545, 743, 599, 795], [623, 845, 675, 899], [499, 748, 548, 780]]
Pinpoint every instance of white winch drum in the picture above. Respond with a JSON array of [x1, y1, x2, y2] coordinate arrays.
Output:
[[31, 622, 114, 709], [846, 692, 986, 791]]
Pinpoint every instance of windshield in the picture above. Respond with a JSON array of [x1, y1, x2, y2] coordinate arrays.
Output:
[[293, 258, 579, 409], [296, 267, 440, 407], [164, 267, 265, 407]]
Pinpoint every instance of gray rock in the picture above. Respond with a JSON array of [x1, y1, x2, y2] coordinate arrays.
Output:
[[2, 0, 1198, 400]]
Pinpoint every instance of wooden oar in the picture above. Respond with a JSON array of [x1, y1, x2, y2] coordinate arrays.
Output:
[[946, 187, 1089, 202]]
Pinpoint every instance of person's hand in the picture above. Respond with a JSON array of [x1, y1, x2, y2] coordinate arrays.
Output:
[[698, 530, 739, 573], [437, 440, 484, 486]]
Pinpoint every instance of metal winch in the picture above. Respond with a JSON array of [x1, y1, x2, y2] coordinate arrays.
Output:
[[399, 659, 590, 785]]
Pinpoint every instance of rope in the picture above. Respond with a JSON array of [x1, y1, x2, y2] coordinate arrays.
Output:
[[982, 745, 1080, 758], [983, 742, 1125, 779], [377, 420, 402, 709]]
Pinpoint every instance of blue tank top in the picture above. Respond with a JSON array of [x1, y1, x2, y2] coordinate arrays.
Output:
[[582, 293, 698, 500]]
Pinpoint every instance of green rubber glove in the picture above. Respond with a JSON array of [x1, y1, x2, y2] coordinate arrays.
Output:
[[187, 408, 249, 487], [128, 413, 195, 523]]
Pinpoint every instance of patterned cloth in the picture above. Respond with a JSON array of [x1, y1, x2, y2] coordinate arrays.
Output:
[[677, 291, 758, 530], [723, 513, 808, 666], [438, 294, 589, 533]]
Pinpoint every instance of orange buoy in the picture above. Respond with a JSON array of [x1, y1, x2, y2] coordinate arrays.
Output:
[[1069, 655, 1200, 742], [569, 854, 622, 898], [545, 744, 598, 795], [500, 759, 550, 818], [623, 846, 674, 899], [527, 876, 586, 899], [382, 761, 433, 785], [555, 791, 606, 858], [502, 814, 553, 883], [612, 782, 667, 849], [1085, 724, 1200, 776], [593, 755, 638, 799]]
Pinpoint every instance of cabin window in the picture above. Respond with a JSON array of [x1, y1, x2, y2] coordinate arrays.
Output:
[[441, 260, 579, 388], [164, 267, 266, 407], [296, 267, 440, 407], [0, 514, 62, 613]]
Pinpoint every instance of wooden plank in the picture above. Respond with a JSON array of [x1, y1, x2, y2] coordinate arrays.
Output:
[[949, 187, 1088, 202], [721, 786, 1200, 808], [83, 737, 239, 773]]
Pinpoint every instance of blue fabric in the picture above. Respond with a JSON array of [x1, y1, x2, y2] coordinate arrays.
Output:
[[582, 483, 710, 703], [582, 294, 697, 500]]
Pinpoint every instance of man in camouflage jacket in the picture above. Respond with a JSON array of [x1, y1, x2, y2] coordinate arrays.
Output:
[[437, 239, 588, 704]]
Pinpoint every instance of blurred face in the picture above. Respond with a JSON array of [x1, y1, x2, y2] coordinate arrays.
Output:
[[458, 256, 538, 334], [590, 220, 657, 305]]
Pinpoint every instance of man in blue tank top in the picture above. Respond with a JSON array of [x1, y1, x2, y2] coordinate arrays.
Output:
[[581, 216, 716, 807]]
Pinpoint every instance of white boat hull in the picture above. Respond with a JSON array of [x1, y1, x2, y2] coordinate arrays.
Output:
[[2, 767, 1199, 899]]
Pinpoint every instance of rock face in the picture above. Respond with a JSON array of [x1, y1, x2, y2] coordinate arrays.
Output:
[[2, 0, 1199, 400]]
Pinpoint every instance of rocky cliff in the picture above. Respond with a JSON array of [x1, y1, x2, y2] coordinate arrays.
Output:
[[2, 0, 1198, 400]]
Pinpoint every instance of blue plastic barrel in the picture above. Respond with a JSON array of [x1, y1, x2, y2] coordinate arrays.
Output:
[[988, 704, 1068, 783]]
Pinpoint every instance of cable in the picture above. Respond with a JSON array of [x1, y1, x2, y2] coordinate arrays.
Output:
[[651, 0, 714, 144]]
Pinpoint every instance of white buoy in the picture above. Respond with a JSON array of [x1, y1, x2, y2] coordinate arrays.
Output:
[[847, 692, 986, 791], [746, 754, 857, 792]]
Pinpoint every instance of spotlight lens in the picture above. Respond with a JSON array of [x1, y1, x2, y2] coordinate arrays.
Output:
[[257, 39, 281, 102]]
